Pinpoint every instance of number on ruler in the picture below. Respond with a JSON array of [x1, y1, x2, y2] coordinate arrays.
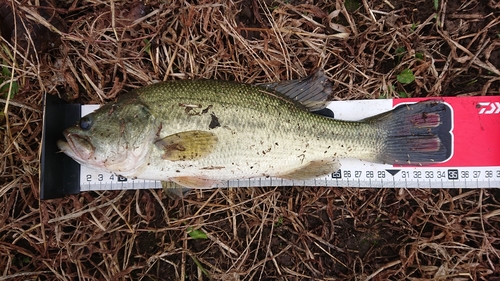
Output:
[[448, 169, 459, 180], [344, 170, 351, 178]]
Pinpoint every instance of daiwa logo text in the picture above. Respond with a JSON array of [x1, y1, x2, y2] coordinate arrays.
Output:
[[478, 102, 500, 114]]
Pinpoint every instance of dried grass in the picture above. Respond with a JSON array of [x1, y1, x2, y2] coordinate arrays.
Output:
[[1, 0, 499, 280]]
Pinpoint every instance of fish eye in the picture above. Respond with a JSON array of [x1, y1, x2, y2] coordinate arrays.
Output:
[[79, 116, 92, 130]]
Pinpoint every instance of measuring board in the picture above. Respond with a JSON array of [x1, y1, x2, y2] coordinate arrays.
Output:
[[40, 94, 500, 199]]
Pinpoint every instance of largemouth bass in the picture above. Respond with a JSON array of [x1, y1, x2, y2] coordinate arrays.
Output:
[[57, 71, 450, 191]]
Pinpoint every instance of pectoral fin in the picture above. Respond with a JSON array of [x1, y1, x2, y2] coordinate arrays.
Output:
[[155, 130, 218, 161], [280, 159, 340, 180]]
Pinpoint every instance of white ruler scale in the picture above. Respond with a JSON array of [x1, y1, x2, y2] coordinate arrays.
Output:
[[41, 95, 500, 199]]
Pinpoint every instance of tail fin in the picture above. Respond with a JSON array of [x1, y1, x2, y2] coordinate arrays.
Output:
[[371, 101, 452, 165]]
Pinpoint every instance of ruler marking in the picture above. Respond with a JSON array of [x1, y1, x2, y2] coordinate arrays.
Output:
[[77, 167, 499, 189]]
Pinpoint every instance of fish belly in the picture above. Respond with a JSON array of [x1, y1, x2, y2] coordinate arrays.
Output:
[[133, 124, 336, 182]]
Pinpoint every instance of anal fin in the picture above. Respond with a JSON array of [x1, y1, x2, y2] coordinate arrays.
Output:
[[279, 159, 340, 180], [162, 177, 222, 198]]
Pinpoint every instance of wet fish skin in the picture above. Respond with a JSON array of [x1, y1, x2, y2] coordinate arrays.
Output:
[[57, 75, 448, 189]]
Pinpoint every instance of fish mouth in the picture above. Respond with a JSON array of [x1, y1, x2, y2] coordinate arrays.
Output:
[[57, 130, 95, 162]]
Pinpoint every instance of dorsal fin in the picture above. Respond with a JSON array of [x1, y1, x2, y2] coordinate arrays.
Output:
[[258, 70, 332, 112]]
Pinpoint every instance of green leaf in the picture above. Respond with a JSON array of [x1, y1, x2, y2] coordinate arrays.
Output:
[[2, 65, 11, 76], [0, 66, 19, 98], [415, 52, 424, 60], [344, 0, 360, 12], [398, 91, 408, 98], [190, 255, 210, 277], [275, 216, 283, 227], [434, 0, 439, 10], [142, 39, 151, 55], [397, 69, 415, 84], [395, 47, 406, 63], [466, 79, 478, 86], [395, 47, 406, 57], [187, 227, 208, 239]]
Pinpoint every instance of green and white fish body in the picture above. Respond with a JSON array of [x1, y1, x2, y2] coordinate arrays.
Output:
[[58, 72, 450, 190]]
